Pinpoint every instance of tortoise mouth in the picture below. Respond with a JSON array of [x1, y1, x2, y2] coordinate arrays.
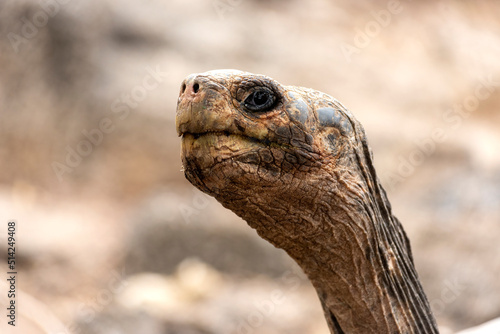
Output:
[[182, 130, 233, 140], [180, 130, 271, 146]]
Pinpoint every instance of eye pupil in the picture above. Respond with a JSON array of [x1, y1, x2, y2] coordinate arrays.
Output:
[[254, 91, 268, 105], [244, 89, 275, 112]]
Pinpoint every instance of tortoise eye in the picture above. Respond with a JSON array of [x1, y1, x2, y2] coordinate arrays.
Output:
[[243, 89, 275, 112]]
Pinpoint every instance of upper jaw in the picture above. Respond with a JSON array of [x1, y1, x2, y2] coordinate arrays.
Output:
[[180, 130, 232, 139]]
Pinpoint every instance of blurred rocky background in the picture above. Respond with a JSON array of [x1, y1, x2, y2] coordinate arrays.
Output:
[[0, 0, 499, 333]]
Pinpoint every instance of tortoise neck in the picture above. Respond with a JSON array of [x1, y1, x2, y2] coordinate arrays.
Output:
[[224, 177, 439, 334]]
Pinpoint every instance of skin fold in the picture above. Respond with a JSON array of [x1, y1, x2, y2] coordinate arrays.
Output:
[[176, 70, 439, 334]]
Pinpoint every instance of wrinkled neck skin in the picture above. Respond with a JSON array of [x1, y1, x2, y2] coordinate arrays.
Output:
[[214, 165, 438, 334]]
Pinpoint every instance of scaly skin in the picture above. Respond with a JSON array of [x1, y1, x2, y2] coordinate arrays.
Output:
[[176, 70, 439, 334]]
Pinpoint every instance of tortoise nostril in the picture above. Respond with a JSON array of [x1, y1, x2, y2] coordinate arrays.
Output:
[[181, 83, 186, 94], [193, 83, 200, 93]]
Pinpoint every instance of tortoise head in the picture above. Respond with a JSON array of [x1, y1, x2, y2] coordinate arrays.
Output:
[[176, 70, 369, 204]]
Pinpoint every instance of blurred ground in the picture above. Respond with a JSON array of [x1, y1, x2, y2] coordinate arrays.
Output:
[[0, 0, 499, 333]]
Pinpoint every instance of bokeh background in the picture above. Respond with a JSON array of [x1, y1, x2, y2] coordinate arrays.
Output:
[[1, 0, 500, 333]]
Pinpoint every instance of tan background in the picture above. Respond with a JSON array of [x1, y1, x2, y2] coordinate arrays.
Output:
[[1, 0, 499, 333]]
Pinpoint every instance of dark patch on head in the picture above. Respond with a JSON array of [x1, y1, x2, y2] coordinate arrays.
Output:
[[286, 99, 310, 125], [275, 126, 291, 140], [317, 107, 342, 127], [235, 119, 246, 133]]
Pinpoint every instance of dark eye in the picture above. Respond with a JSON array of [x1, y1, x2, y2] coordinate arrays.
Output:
[[243, 89, 275, 112]]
